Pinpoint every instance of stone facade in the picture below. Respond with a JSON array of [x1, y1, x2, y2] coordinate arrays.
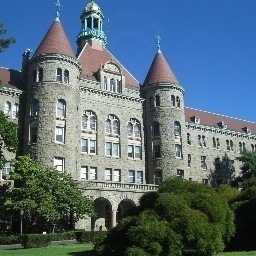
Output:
[[1, 1, 256, 230]]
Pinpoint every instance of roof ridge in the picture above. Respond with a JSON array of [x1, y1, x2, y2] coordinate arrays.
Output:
[[186, 107, 256, 124], [77, 42, 88, 60]]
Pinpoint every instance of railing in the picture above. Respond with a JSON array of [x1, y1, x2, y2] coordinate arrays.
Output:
[[80, 181, 158, 191]]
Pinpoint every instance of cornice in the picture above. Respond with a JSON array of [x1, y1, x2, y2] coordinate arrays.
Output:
[[142, 82, 185, 95], [0, 87, 24, 95]]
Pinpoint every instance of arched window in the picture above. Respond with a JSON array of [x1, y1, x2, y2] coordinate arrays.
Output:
[[187, 133, 191, 145], [239, 142, 242, 152], [198, 135, 202, 146], [202, 135, 206, 147], [12, 103, 19, 118], [82, 111, 97, 131], [155, 95, 160, 107], [110, 78, 115, 92], [176, 96, 180, 108], [57, 68, 62, 82], [152, 122, 160, 137], [4, 102, 11, 116], [174, 121, 181, 135], [57, 99, 66, 118], [230, 140, 233, 151], [38, 68, 43, 82], [127, 119, 141, 138], [105, 115, 119, 135], [64, 70, 69, 83], [243, 142, 246, 151], [226, 140, 230, 151], [171, 95, 175, 106], [31, 100, 39, 116], [213, 137, 216, 148], [104, 77, 108, 90]]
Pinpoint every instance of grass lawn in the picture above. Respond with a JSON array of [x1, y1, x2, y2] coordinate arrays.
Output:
[[1, 244, 256, 256], [0, 243, 94, 256]]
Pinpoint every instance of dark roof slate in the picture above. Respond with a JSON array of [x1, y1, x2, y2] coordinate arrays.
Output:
[[0, 67, 24, 90]]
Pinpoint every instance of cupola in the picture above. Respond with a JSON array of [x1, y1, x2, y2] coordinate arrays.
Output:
[[77, 0, 107, 53]]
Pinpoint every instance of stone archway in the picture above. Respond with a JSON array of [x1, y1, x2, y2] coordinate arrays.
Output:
[[92, 197, 112, 231], [117, 199, 136, 223]]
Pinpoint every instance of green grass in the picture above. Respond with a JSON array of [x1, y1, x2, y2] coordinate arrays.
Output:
[[0, 243, 94, 256], [1, 244, 256, 256]]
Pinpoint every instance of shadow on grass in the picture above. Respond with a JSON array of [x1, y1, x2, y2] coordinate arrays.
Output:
[[68, 251, 94, 256]]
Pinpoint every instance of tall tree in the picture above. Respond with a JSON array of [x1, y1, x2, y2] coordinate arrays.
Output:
[[0, 23, 16, 53], [1, 156, 94, 233]]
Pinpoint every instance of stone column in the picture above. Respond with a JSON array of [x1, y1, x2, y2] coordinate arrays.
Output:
[[111, 211, 117, 228]]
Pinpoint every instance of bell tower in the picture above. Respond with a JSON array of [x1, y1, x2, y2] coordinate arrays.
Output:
[[77, 0, 107, 54]]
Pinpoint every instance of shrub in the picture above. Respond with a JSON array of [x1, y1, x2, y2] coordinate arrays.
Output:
[[49, 231, 76, 241], [0, 234, 21, 245], [75, 231, 107, 244], [21, 234, 52, 248]]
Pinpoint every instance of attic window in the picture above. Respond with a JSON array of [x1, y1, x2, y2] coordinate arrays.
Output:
[[218, 122, 227, 129], [243, 127, 251, 135], [191, 116, 200, 124]]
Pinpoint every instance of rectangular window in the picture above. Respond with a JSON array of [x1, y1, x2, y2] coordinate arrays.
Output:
[[153, 145, 161, 158], [137, 171, 143, 184], [54, 157, 64, 172], [57, 68, 62, 82], [113, 143, 119, 157], [81, 139, 88, 153], [116, 80, 121, 93], [177, 169, 184, 178], [81, 166, 88, 180], [90, 140, 96, 154], [201, 156, 207, 170], [135, 146, 141, 159], [175, 144, 182, 158], [105, 142, 112, 156], [89, 167, 97, 180], [105, 168, 112, 181], [55, 126, 65, 143], [12, 104, 19, 118], [129, 170, 135, 183], [114, 169, 121, 182], [128, 145, 134, 158], [30, 125, 38, 144], [154, 170, 162, 185], [188, 154, 191, 167]]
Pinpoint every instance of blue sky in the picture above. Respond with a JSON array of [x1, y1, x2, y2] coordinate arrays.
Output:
[[1, 0, 256, 122]]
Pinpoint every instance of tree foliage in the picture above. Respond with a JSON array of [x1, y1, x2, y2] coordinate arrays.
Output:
[[0, 23, 16, 53], [94, 178, 235, 256], [0, 110, 18, 169], [1, 156, 94, 233]]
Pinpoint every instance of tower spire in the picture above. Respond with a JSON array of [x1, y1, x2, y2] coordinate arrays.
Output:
[[55, 0, 62, 21], [155, 35, 161, 53]]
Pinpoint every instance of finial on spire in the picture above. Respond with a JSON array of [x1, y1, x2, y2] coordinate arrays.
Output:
[[155, 35, 162, 53], [55, 0, 62, 21]]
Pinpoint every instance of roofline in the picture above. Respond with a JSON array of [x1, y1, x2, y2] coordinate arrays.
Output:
[[105, 48, 139, 84], [77, 42, 88, 60], [0, 67, 21, 72], [186, 107, 256, 124]]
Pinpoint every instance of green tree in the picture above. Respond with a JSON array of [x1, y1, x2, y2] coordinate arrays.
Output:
[[0, 23, 16, 53], [94, 178, 235, 256], [1, 156, 94, 233], [0, 110, 18, 170]]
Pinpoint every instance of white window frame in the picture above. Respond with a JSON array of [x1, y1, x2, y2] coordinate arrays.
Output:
[[57, 99, 66, 118], [55, 126, 65, 143], [128, 170, 135, 183], [89, 167, 97, 180], [81, 166, 88, 180], [105, 141, 119, 157], [12, 103, 19, 118], [54, 157, 65, 172], [4, 102, 11, 116]]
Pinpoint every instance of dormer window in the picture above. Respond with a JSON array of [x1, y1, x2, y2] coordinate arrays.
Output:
[[191, 116, 200, 124], [103, 76, 121, 93], [218, 122, 227, 129], [243, 127, 251, 135]]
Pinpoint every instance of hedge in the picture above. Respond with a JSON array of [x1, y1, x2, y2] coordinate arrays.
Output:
[[75, 231, 107, 244], [0, 235, 21, 245], [21, 234, 52, 248]]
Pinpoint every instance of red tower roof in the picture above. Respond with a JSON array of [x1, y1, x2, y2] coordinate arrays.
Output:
[[144, 52, 179, 85], [34, 21, 76, 59]]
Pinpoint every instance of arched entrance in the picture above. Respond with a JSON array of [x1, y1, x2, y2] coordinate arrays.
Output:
[[92, 197, 112, 231], [117, 199, 136, 223]]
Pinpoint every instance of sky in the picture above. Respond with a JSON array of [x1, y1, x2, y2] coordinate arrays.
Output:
[[1, 0, 256, 122]]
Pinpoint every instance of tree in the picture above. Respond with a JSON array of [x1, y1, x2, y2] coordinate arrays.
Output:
[[1, 156, 94, 233], [94, 178, 235, 256], [0, 110, 18, 170], [0, 23, 16, 53]]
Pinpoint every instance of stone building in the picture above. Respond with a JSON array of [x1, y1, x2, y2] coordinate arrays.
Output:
[[1, 1, 256, 230]]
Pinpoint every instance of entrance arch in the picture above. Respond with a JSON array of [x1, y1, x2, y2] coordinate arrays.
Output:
[[117, 199, 136, 223]]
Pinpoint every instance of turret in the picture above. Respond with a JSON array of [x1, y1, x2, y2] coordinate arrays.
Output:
[[23, 2, 81, 178], [143, 38, 187, 184], [76, 0, 107, 54]]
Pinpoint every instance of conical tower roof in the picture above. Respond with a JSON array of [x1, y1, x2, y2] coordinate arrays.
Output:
[[34, 20, 76, 59], [144, 51, 179, 85]]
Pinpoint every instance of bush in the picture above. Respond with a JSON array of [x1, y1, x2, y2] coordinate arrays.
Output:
[[0, 234, 21, 245], [21, 234, 52, 248], [75, 231, 107, 244], [49, 231, 76, 241]]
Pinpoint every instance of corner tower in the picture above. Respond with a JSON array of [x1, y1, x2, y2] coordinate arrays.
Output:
[[24, 4, 81, 177], [77, 0, 107, 54], [143, 40, 187, 184]]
